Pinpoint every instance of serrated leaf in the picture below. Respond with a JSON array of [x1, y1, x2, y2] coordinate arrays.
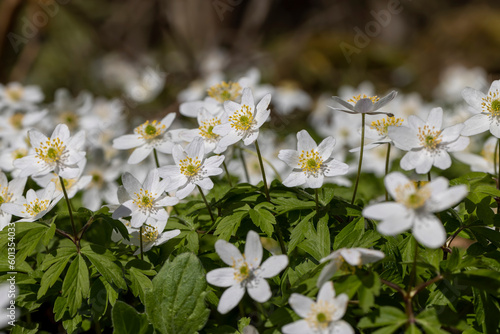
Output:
[[288, 211, 315, 255], [145, 253, 209, 334], [358, 306, 407, 329], [37, 254, 73, 299], [90, 276, 119, 319], [248, 208, 275, 237], [112, 301, 154, 334], [61, 254, 90, 316], [127, 267, 153, 303], [214, 210, 249, 241], [81, 243, 127, 290], [274, 197, 315, 214], [333, 216, 364, 249]]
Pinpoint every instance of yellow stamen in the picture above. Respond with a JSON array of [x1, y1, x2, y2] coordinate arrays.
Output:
[[179, 157, 202, 177], [299, 149, 323, 174], [370, 116, 403, 136], [229, 105, 254, 132], [232, 256, 251, 283], [133, 189, 156, 209], [348, 94, 380, 104], [198, 118, 221, 140], [9, 113, 24, 129], [135, 120, 166, 140], [305, 300, 336, 330], [0, 187, 13, 205], [417, 125, 442, 150], [141, 223, 159, 242], [394, 183, 431, 209], [23, 198, 49, 216], [481, 91, 500, 116], [5, 86, 23, 101], [207, 81, 241, 103], [35, 138, 66, 164]]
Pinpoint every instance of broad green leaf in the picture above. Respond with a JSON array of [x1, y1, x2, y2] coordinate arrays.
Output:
[[333, 216, 364, 249], [288, 211, 316, 255], [37, 253, 73, 299], [81, 243, 127, 290], [248, 208, 275, 237], [145, 253, 209, 334], [61, 254, 90, 316], [127, 267, 153, 303], [112, 301, 154, 334], [274, 197, 315, 214], [358, 306, 407, 329], [214, 208, 249, 241], [415, 308, 449, 334], [90, 276, 119, 319]]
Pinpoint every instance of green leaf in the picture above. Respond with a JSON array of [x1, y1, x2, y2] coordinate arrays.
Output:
[[288, 211, 315, 255], [61, 254, 90, 316], [358, 306, 407, 329], [37, 253, 73, 299], [453, 269, 500, 295], [214, 208, 249, 241], [317, 213, 331, 259], [90, 276, 119, 319], [112, 301, 154, 334], [145, 253, 210, 334], [81, 243, 127, 290], [248, 208, 275, 237], [474, 185, 500, 198], [333, 216, 364, 249], [16, 224, 49, 263], [415, 308, 449, 334], [274, 197, 315, 214], [127, 267, 153, 303]]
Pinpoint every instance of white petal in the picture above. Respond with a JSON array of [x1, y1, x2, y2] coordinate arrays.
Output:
[[175, 182, 195, 199], [215, 239, 243, 266], [329, 320, 355, 334], [206, 268, 236, 287], [339, 249, 362, 266], [384, 172, 411, 199], [305, 174, 324, 189], [244, 230, 263, 268], [122, 173, 141, 195], [282, 320, 313, 334], [324, 160, 349, 177], [297, 130, 317, 152], [412, 214, 446, 249], [282, 171, 306, 187], [179, 101, 204, 118], [426, 108, 443, 129], [128, 146, 152, 164], [445, 136, 470, 152], [160, 113, 176, 129], [462, 113, 490, 136], [331, 293, 349, 321], [278, 149, 300, 167], [388, 126, 419, 151], [241, 88, 255, 107], [440, 124, 463, 143], [433, 151, 451, 170], [113, 134, 143, 149], [247, 277, 271, 303], [317, 281, 336, 302], [426, 184, 467, 212], [363, 202, 413, 235], [490, 122, 500, 138], [317, 262, 341, 288], [317, 136, 336, 161], [462, 87, 485, 112], [259, 255, 288, 278], [288, 294, 314, 318], [217, 284, 245, 314]]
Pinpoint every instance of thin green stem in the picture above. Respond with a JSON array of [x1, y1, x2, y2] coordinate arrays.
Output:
[[497, 139, 500, 230], [315, 188, 320, 217], [408, 239, 419, 293], [222, 159, 233, 187], [139, 226, 144, 260], [427, 172, 431, 182], [385, 143, 391, 201], [255, 140, 271, 202], [59, 176, 79, 252], [239, 146, 250, 183], [351, 113, 366, 205], [241, 147, 282, 182], [153, 148, 160, 168], [197, 185, 216, 224]]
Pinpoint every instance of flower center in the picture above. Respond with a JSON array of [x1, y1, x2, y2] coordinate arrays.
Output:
[[229, 105, 254, 132], [135, 120, 166, 140], [6, 87, 23, 101], [306, 301, 336, 330], [0, 187, 13, 205], [35, 138, 66, 164], [417, 125, 442, 150], [232, 257, 253, 283], [348, 94, 380, 104], [12, 148, 28, 160], [141, 223, 160, 242], [370, 116, 403, 136], [179, 157, 202, 177], [299, 150, 323, 175], [207, 81, 242, 103], [394, 183, 431, 209], [9, 113, 24, 129], [199, 118, 221, 141], [23, 198, 49, 216], [59, 112, 79, 130], [133, 189, 156, 209], [481, 91, 500, 117]]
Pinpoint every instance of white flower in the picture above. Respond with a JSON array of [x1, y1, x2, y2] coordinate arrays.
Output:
[[14, 124, 86, 179], [388, 108, 469, 174], [50, 88, 93, 131], [0, 173, 27, 230], [0, 109, 48, 146], [434, 65, 487, 103], [1, 182, 61, 223], [363, 172, 468, 248], [317, 248, 385, 288], [112, 169, 179, 228], [81, 159, 122, 211], [271, 83, 312, 115], [212, 87, 271, 148], [455, 136, 496, 174], [462, 80, 500, 138], [158, 137, 224, 199], [278, 130, 349, 189], [329, 90, 397, 116], [126, 219, 180, 255], [124, 66, 166, 104], [33, 160, 91, 199], [0, 82, 44, 111], [112, 113, 176, 164], [206, 230, 288, 314], [179, 108, 226, 154], [357, 115, 405, 150], [282, 282, 353, 334]]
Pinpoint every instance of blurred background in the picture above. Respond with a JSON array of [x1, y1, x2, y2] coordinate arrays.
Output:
[[2, 0, 500, 117]]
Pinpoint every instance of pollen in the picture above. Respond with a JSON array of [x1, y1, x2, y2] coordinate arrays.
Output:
[[11, 148, 28, 160], [481, 91, 500, 117], [417, 125, 442, 150], [299, 149, 323, 175], [0, 186, 13, 205], [207, 81, 241, 103], [394, 182, 431, 209], [348, 94, 380, 104], [35, 138, 66, 164], [179, 157, 202, 177], [305, 300, 336, 330], [133, 189, 156, 209], [50, 174, 76, 192], [9, 113, 24, 129], [199, 118, 221, 140], [59, 112, 79, 130], [135, 120, 166, 140], [141, 223, 159, 242], [23, 198, 49, 216], [370, 116, 403, 136], [5, 86, 23, 101], [229, 105, 254, 132], [232, 257, 252, 283]]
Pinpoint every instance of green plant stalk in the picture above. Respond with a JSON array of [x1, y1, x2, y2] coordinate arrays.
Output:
[[153, 148, 160, 168], [239, 146, 250, 182], [351, 113, 366, 205], [139, 226, 144, 260], [197, 185, 216, 224], [242, 147, 282, 182], [408, 239, 418, 293], [59, 176, 79, 252], [222, 159, 233, 187], [385, 143, 391, 201], [315, 188, 320, 216], [255, 140, 271, 202], [427, 172, 431, 182]]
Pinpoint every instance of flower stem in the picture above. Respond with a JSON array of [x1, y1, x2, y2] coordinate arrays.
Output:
[[351, 113, 366, 205], [153, 148, 160, 168], [239, 146, 250, 183], [222, 159, 233, 187], [315, 188, 320, 217], [59, 176, 79, 252], [197, 185, 216, 224], [385, 143, 391, 201], [139, 226, 144, 260], [496, 139, 500, 219], [241, 147, 282, 182], [255, 140, 271, 202], [427, 172, 431, 182], [408, 239, 419, 293]]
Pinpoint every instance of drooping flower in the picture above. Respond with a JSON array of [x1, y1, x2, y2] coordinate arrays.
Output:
[[112, 113, 176, 164], [278, 130, 349, 189], [388, 108, 469, 174], [2, 182, 61, 223], [363, 172, 468, 248], [317, 248, 385, 288], [282, 282, 353, 334], [112, 169, 178, 228], [0, 173, 27, 230], [461, 80, 500, 138], [157, 137, 224, 199], [14, 124, 86, 179], [212, 87, 271, 148], [329, 90, 397, 116], [206, 230, 288, 314]]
